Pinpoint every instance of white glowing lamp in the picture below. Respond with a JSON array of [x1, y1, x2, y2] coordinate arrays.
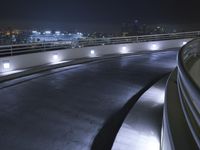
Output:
[[3, 62, 10, 69], [121, 46, 129, 54], [183, 41, 187, 45], [90, 50, 95, 55], [52, 54, 59, 63], [151, 44, 159, 50]]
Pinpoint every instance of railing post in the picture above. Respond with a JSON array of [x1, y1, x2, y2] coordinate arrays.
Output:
[[198, 31, 200, 36], [43, 42, 46, 51], [10, 45, 13, 56], [136, 36, 139, 43]]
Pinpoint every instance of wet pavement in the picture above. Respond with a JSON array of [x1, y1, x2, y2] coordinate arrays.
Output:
[[0, 50, 177, 150]]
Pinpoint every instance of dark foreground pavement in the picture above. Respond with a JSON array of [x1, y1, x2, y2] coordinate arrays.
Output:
[[0, 50, 177, 150]]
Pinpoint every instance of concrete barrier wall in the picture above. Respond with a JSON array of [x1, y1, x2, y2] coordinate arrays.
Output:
[[0, 38, 191, 73]]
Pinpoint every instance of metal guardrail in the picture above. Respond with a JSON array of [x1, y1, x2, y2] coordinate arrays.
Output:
[[177, 39, 200, 148], [162, 39, 200, 150], [0, 31, 200, 57]]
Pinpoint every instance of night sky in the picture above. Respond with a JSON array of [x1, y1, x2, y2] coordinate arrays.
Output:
[[0, 0, 200, 31]]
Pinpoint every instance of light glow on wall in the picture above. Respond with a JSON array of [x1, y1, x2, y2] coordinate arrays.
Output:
[[89, 50, 97, 57], [151, 44, 159, 50], [120, 46, 129, 54], [145, 135, 160, 150], [182, 41, 187, 45]]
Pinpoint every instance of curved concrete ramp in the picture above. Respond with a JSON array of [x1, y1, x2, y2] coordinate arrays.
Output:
[[112, 76, 168, 150], [0, 50, 177, 150]]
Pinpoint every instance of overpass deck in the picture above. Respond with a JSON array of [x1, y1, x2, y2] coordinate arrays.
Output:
[[0, 50, 177, 150]]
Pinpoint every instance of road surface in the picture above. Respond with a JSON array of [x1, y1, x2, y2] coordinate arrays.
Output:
[[0, 49, 177, 150]]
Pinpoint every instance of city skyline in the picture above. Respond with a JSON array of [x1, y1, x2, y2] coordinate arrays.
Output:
[[0, 0, 200, 32]]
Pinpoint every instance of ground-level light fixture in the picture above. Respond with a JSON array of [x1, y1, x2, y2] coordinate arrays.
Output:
[[151, 44, 159, 50], [122, 47, 127, 50], [52, 54, 59, 63], [90, 50, 95, 55], [3, 61, 10, 70], [121, 46, 129, 54]]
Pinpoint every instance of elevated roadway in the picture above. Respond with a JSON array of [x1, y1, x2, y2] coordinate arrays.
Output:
[[0, 49, 177, 150]]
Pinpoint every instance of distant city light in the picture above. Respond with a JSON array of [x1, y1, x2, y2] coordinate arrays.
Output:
[[44, 31, 51, 34], [32, 31, 37, 34], [3, 61, 10, 69], [55, 31, 61, 35], [77, 32, 83, 36]]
